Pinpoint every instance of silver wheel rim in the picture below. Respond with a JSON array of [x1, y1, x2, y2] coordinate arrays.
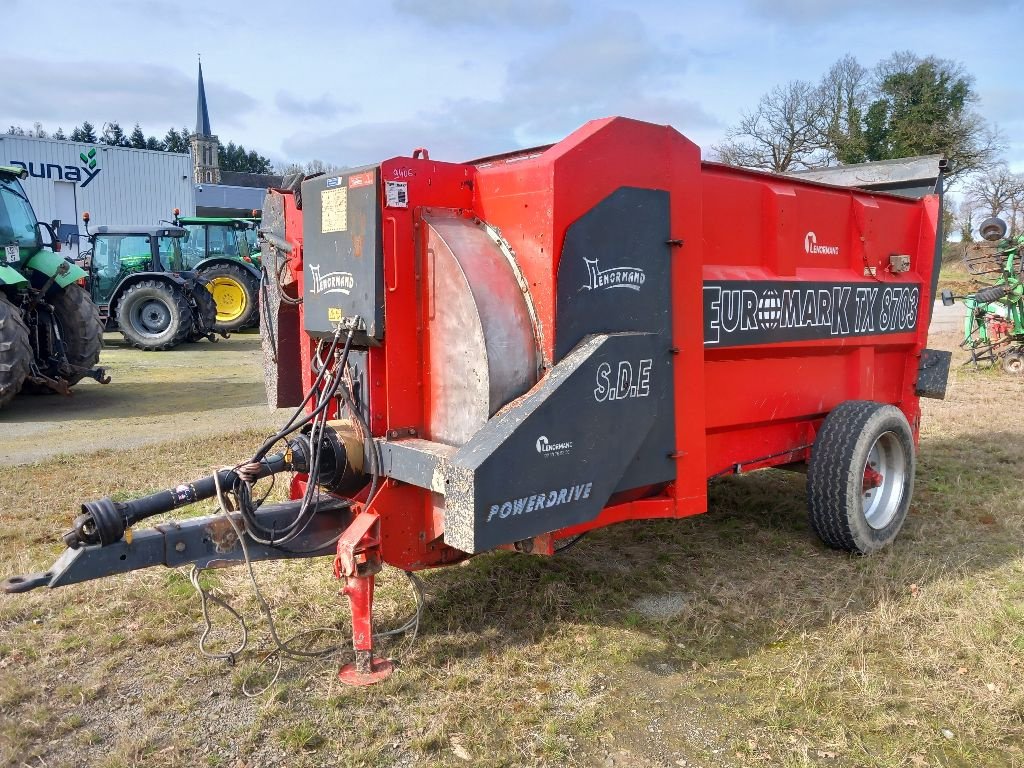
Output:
[[861, 431, 907, 529], [131, 298, 172, 337]]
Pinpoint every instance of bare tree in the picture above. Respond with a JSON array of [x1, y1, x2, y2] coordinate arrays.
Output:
[[713, 80, 828, 172], [964, 164, 1024, 237], [816, 55, 869, 164], [956, 198, 978, 242]]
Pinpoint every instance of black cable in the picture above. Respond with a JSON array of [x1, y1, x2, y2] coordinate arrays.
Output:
[[239, 329, 355, 545]]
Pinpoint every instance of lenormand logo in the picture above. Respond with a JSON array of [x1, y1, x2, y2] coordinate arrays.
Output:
[[10, 146, 103, 188], [308, 264, 355, 296], [582, 258, 646, 291], [804, 231, 840, 256], [535, 435, 573, 458]]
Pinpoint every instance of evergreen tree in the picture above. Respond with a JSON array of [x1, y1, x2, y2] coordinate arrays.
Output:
[[163, 127, 190, 153], [53, 127, 66, 140], [862, 53, 999, 180], [70, 121, 98, 143], [101, 121, 129, 147], [129, 124, 147, 149], [145, 136, 162, 151]]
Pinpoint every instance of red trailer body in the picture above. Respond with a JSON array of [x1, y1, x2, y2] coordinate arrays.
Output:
[[264, 117, 942, 571]]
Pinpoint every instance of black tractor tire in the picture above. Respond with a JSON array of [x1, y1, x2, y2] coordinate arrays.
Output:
[[0, 294, 31, 408], [187, 280, 218, 342], [974, 284, 1011, 305], [50, 284, 104, 385], [1002, 349, 1024, 376], [197, 263, 259, 333], [807, 400, 915, 555], [115, 280, 192, 351]]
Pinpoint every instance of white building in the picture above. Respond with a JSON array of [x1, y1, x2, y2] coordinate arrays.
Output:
[[0, 134, 195, 256]]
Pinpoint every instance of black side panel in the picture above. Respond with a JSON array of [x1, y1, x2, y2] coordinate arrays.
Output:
[[443, 332, 661, 553], [301, 168, 383, 344], [555, 187, 675, 492]]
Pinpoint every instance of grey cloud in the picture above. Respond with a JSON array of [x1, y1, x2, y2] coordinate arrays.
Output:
[[746, 0, 1016, 23], [0, 58, 256, 132], [281, 11, 717, 166], [392, 0, 572, 28], [275, 91, 357, 119]]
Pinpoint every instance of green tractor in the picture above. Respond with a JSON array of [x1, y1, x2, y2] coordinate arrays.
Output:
[[76, 214, 220, 351], [942, 216, 1024, 374], [172, 212, 262, 333], [0, 166, 106, 409]]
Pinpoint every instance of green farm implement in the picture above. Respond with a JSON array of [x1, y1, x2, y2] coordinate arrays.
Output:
[[942, 216, 1024, 374]]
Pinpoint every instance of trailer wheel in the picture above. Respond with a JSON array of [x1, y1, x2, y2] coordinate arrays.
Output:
[[197, 264, 259, 332], [187, 280, 218, 342], [807, 400, 915, 554], [1001, 350, 1024, 376], [115, 280, 192, 351], [50, 284, 104, 385], [0, 294, 31, 408]]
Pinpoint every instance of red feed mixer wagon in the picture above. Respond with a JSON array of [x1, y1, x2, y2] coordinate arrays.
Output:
[[5, 117, 949, 684]]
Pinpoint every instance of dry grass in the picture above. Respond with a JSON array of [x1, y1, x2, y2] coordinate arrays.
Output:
[[0, 341, 1022, 767]]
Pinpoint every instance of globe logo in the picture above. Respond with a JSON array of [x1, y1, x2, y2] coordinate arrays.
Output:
[[757, 289, 782, 329]]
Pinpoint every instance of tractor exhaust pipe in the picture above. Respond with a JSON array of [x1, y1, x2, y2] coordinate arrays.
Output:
[[63, 425, 363, 549]]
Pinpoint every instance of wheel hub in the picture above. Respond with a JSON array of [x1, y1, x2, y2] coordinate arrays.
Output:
[[135, 299, 171, 335], [861, 431, 907, 530], [208, 278, 246, 323]]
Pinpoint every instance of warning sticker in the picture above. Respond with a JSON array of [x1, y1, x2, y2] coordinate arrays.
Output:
[[348, 171, 374, 189], [328, 307, 344, 323], [321, 187, 348, 232], [385, 180, 408, 209]]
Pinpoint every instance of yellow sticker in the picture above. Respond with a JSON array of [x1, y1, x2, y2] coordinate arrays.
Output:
[[328, 307, 343, 323], [321, 187, 348, 232]]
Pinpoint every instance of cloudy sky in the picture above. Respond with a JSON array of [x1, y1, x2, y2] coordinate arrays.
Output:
[[3, 0, 1022, 174]]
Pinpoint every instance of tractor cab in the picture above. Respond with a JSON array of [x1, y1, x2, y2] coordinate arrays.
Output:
[[173, 215, 260, 268]]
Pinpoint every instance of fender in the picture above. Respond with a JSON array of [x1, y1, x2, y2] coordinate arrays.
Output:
[[0, 263, 29, 288], [24, 251, 87, 288], [192, 256, 261, 281]]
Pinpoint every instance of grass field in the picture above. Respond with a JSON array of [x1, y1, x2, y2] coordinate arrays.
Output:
[[0, 337, 1022, 767]]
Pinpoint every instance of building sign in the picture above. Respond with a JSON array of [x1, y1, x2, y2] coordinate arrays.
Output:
[[9, 146, 103, 188]]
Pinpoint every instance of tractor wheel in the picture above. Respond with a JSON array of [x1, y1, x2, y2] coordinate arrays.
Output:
[[807, 400, 915, 555], [198, 264, 259, 333], [115, 280, 192, 351], [187, 280, 218, 342], [50, 284, 104, 386], [1002, 350, 1024, 375], [0, 294, 31, 408]]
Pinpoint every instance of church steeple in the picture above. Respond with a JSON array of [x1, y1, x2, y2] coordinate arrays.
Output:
[[190, 56, 220, 184], [196, 58, 212, 137]]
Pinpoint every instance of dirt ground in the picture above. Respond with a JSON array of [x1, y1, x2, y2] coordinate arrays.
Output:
[[0, 331, 285, 466]]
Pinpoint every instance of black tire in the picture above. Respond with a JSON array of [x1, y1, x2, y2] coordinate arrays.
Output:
[[197, 263, 259, 333], [1002, 350, 1024, 376], [807, 400, 915, 554], [0, 294, 31, 408], [115, 279, 192, 351], [187, 280, 218, 342], [50, 284, 104, 385]]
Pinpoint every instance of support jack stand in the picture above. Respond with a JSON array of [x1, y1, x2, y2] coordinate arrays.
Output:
[[334, 511, 394, 686]]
